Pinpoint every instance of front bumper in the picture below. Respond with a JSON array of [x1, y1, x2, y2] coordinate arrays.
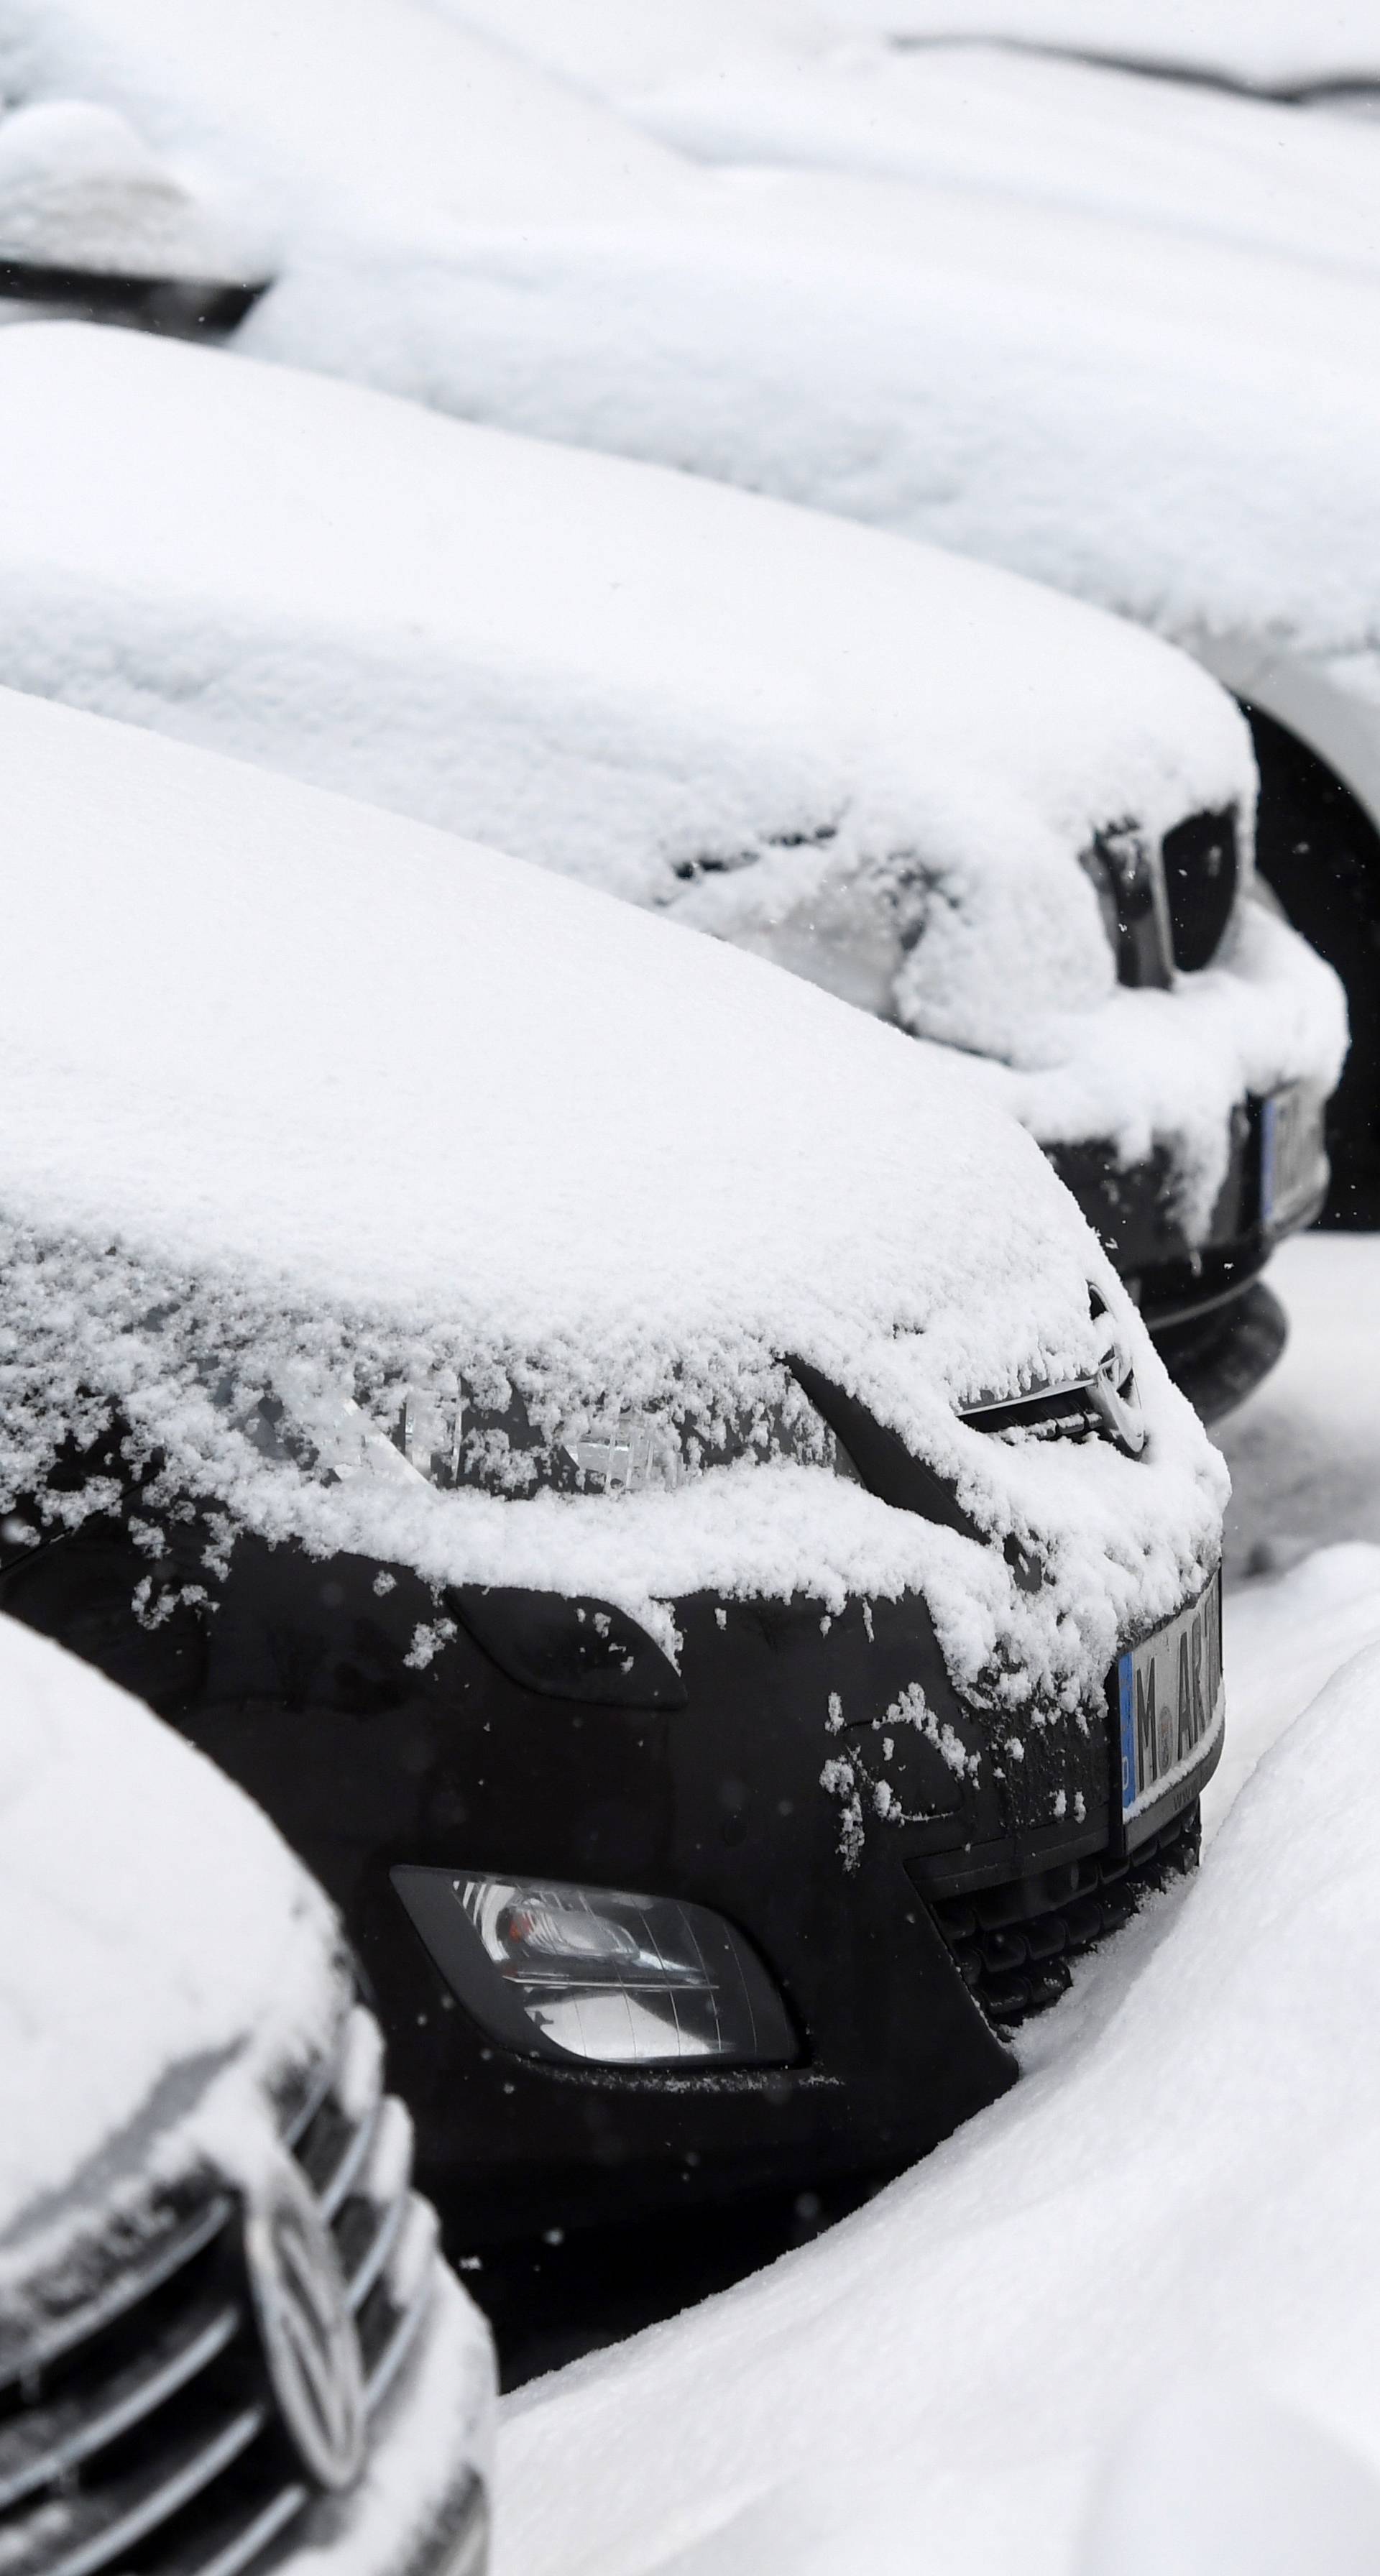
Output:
[[1046, 1089, 1327, 1420], [0, 1520, 1220, 2242]]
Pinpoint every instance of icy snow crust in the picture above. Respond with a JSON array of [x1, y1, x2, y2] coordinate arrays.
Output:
[[497, 1639, 1380, 2576], [0, 689, 1223, 1716], [0, 1614, 344, 2313], [0, 326, 1343, 1230]]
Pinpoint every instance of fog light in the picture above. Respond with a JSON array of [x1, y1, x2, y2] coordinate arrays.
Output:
[[392, 1866, 796, 2069]]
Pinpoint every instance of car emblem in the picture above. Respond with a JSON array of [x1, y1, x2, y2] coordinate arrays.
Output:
[[244, 2156, 366, 2493]]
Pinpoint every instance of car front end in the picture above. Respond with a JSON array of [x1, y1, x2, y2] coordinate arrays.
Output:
[[0, 1624, 496, 2576], [0, 1277, 1226, 2241]]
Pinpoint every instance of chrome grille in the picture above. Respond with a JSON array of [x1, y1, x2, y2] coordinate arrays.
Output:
[[0, 2006, 441, 2576], [960, 1354, 1145, 1458]]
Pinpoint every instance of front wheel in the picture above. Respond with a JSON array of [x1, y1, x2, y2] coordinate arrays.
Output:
[[1243, 699, 1380, 1227]]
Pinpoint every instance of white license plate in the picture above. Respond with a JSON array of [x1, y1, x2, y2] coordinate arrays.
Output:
[[1117, 1571, 1223, 1844], [1261, 1085, 1325, 1233]]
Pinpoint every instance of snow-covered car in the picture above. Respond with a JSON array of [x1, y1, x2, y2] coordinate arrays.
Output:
[[0, 323, 1345, 1419], [1, 3, 1370, 1213], [0, 683, 1229, 2233], [0, 1614, 494, 2576]]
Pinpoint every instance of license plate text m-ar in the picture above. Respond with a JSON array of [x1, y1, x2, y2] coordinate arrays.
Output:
[[1118, 1573, 1223, 1827]]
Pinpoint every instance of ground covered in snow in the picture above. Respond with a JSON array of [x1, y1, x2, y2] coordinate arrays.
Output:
[[494, 1233, 1380, 2575]]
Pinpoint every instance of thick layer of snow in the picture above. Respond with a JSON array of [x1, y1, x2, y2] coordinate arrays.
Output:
[[570, 29, 1380, 282], [0, 1614, 344, 2295], [4, 9, 1380, 704], [0, 99, 263, 278], [806, 0, 1380, 92], [496, 1626, 1380, 2576], [0, 325, 1341, 1233], [0, 686, 1223, 1709]]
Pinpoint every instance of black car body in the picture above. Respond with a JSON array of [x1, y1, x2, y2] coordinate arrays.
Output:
[[0, 691, 1230, 2241]]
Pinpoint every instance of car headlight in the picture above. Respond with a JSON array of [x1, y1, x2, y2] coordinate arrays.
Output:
[[219, 1368, 845, 1498], [391, 1866, 797, 2069]]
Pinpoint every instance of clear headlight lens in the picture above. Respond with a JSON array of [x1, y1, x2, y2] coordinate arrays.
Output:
[[391, 1867, 797, 2069]]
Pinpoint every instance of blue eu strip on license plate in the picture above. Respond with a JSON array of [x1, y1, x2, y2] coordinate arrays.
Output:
[[1118, 1570, 1224, 1841]]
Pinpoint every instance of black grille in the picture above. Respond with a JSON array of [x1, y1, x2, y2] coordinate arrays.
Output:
[[0, 2007, 441, 2576], [1161, 806, 1238, 973], [926, 1803, 1200, 2030]]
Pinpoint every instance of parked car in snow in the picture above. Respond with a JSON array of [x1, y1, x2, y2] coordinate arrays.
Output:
[[0, 323, 1344, 1418], [2, 0, 1370, 1213], [0, 685, 1230, 2235], [0, 1614, 495, 2576]]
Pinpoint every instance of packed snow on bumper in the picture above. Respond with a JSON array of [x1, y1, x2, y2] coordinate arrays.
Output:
[[0, 687, 1222, 1711], [0, 324, 1343, 1231]]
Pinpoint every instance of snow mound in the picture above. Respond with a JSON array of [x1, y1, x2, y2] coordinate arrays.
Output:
[[0, 98, 261, 278], [1078, 2385, 1380, 2576], [496, 1637, 1380, 2576], [0, 686, 1224, 1703], [0, 323, 1343, 1234], [0, 1612, 344, 2299]]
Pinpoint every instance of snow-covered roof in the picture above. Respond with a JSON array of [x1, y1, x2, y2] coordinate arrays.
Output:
[[0, 1614, 344, 2302], [0, 325, 1343, 1239], [0, 686, 1225, 1706]]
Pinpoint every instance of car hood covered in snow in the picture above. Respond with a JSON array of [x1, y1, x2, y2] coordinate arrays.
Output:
[[6, 9, 1380, 736], [0, 324, 1343, 1233], [0, 1614, 345, 2322], [465, 2, 1380, 285], [0, 687, 1223, 1713]]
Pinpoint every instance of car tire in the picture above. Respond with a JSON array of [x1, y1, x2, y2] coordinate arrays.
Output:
[[1242, 698, 1380, 1227]]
